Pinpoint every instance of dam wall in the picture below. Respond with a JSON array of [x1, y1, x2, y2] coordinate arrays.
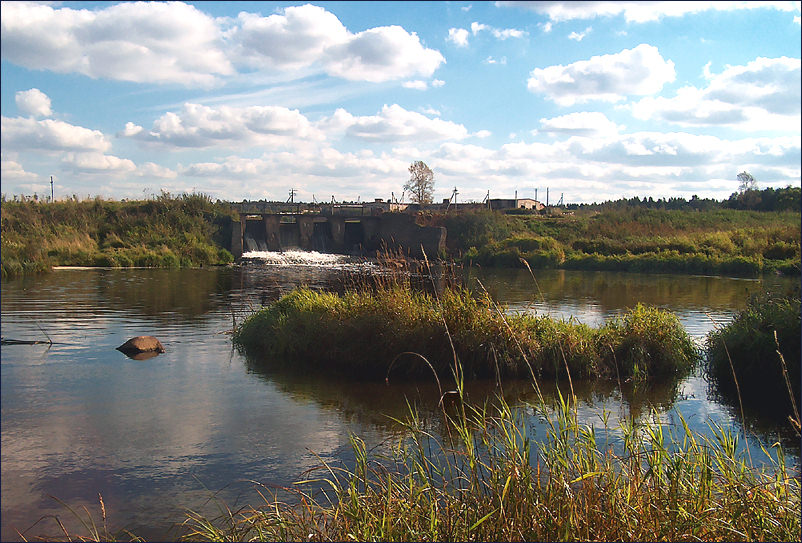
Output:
[[231, 212, 445, 260]]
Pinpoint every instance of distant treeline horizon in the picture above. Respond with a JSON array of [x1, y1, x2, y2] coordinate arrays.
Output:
[[2, 184, 798, 212]]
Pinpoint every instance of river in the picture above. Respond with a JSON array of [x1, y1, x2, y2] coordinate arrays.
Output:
[[1, 257, 798, 540]]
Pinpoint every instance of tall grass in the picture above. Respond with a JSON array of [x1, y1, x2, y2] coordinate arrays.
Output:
[[1, 192, 236, 277], [432, 208, 801, 276], [706, 288, 801, 418], [233, 281, 698, 382], [179, 381, 801, 542]]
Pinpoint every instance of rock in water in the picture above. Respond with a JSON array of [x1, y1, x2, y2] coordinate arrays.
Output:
[[117, 336, 165, 355]]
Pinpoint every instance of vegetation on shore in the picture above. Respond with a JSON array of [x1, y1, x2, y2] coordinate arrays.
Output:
[[180, 393, 800, 542], [234, 281, 698, 382], [430, 205, 800, 277], [706, 288, 801, 419], [1, 192, 236, 277]]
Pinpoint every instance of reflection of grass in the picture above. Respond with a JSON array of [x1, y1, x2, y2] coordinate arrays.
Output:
[[1, 193, 235, 277], [706, 288, 801, 418], [181, 387, 800, 542], [233, 283, 698, 382]]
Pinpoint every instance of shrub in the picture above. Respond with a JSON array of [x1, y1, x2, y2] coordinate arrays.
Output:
[[706, 289, 801, 416]]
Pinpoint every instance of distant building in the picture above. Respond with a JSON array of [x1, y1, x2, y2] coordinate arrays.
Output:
[[488, 198, 544, 211]]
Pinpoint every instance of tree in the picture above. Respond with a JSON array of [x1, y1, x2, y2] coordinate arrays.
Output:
[[404, 161, 434, 204], [737, 171, 757, 193]]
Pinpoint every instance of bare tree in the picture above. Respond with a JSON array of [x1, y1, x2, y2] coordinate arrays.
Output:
[[737, 171, 757, 193], [404, 161, 434, 204]]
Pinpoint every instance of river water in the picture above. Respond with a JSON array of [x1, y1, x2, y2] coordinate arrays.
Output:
[[1, 258, 798, 540]]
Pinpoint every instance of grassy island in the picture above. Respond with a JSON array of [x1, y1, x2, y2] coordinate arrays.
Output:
[[234, 282, 698, 382]]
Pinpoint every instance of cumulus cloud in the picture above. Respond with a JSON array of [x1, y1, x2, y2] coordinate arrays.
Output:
[[15, 88, 52, 117], [497, 1, 799, 23], [447, 27, 470, 47], [122, 103, 323, 148], [403, 80, 429, 90], [527, 44, 675, 106], [325, 104, 469, 142], [1, 158, 38, 181], [631, 56, 801, 131], [432, 79, 446, 87], [568, 27, 592, 41], [1, 1, 233, 86], [62, 152, 136, 173], [1, 116, 110, 152], [2, 2, 444, 85], [537, 112, 623, 137], [232, 5, 444, 83], [324, 25, 444, 82]]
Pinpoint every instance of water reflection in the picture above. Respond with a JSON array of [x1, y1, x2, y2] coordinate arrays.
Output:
[[1, 266, 798, 541]]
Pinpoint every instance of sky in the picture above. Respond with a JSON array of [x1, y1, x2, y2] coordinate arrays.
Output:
[[1, 1, 800, 204]]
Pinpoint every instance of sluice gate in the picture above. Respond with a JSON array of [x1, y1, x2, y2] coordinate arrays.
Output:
[[231, 212, 446, 259]]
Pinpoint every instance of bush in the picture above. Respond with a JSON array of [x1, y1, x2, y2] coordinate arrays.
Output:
[[706, 289, 801, 416]]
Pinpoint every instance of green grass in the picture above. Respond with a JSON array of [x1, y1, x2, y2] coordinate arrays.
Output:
[[1, 192, 236, 278], [179, 386, 800, 542], [706, 288, 801, 419], [233, 281, 698, 382], [429, 208, 801, 277]]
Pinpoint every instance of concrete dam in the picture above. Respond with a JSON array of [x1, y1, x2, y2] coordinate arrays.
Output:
[[230, 211, 446, 260]]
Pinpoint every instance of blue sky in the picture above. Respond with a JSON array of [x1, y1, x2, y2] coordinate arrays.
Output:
[[1, 1, 800, 204]]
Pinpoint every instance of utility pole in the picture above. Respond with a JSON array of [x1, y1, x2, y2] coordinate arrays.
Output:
[[546, 188, 549, 207], [535, 188, 538, 201], [50, 176, 54, 202], [287, 188, 296, 203]]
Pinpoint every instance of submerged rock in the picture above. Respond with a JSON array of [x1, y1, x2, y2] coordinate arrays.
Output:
[[117, 336, 165, 357]]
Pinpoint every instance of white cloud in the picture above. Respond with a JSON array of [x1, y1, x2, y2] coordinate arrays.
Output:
[[234, 5, 444, 83], [231, 5, 349, 70], [469, 21, 528, 40], [1, 116, 110, 152], [540, 22, 553, 33], [474, 130, 492, 138], [631, 56, 801, 131], [432, 79, 446, 87], [537, 112, 623, 137], [462, 4, 473, 11], [15, 88, 52, 117], [447, 27, 470, 47], [485, 56, 507, 65], [527, 44, 675, 106], [421, 107, 441, 116], [497, 1, 800, 23], [0, 1, 233, 86], [137, 162, 178, 179], [2, 2, 444, 86], [403, 80, 428, 90], [326, 104, 469, 142], [1, 158, 38, 181], [62, 152, 136, 173], [568, 26, 592, 41], [795, 14, 801, 24], [323, 25, 445, 83], [122, 103, 323, 148]]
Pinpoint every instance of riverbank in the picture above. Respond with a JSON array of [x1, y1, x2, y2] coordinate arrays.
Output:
[[1, 193, 236, 277], [431, 207, 801, 276], [3, 193, 799, 278]]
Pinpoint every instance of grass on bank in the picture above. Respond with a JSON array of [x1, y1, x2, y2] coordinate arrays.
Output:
[[180, 391, 800, 542], [1, 192, 236, 278], [234, 279, 698, 382], [706, 288, 801, 419], [430, 207, 801, 276]]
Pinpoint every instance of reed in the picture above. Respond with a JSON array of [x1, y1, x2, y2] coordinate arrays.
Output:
[[706, 288, 801, 417], [233, 280, 698, 382], [178, 383, 801, 542]]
